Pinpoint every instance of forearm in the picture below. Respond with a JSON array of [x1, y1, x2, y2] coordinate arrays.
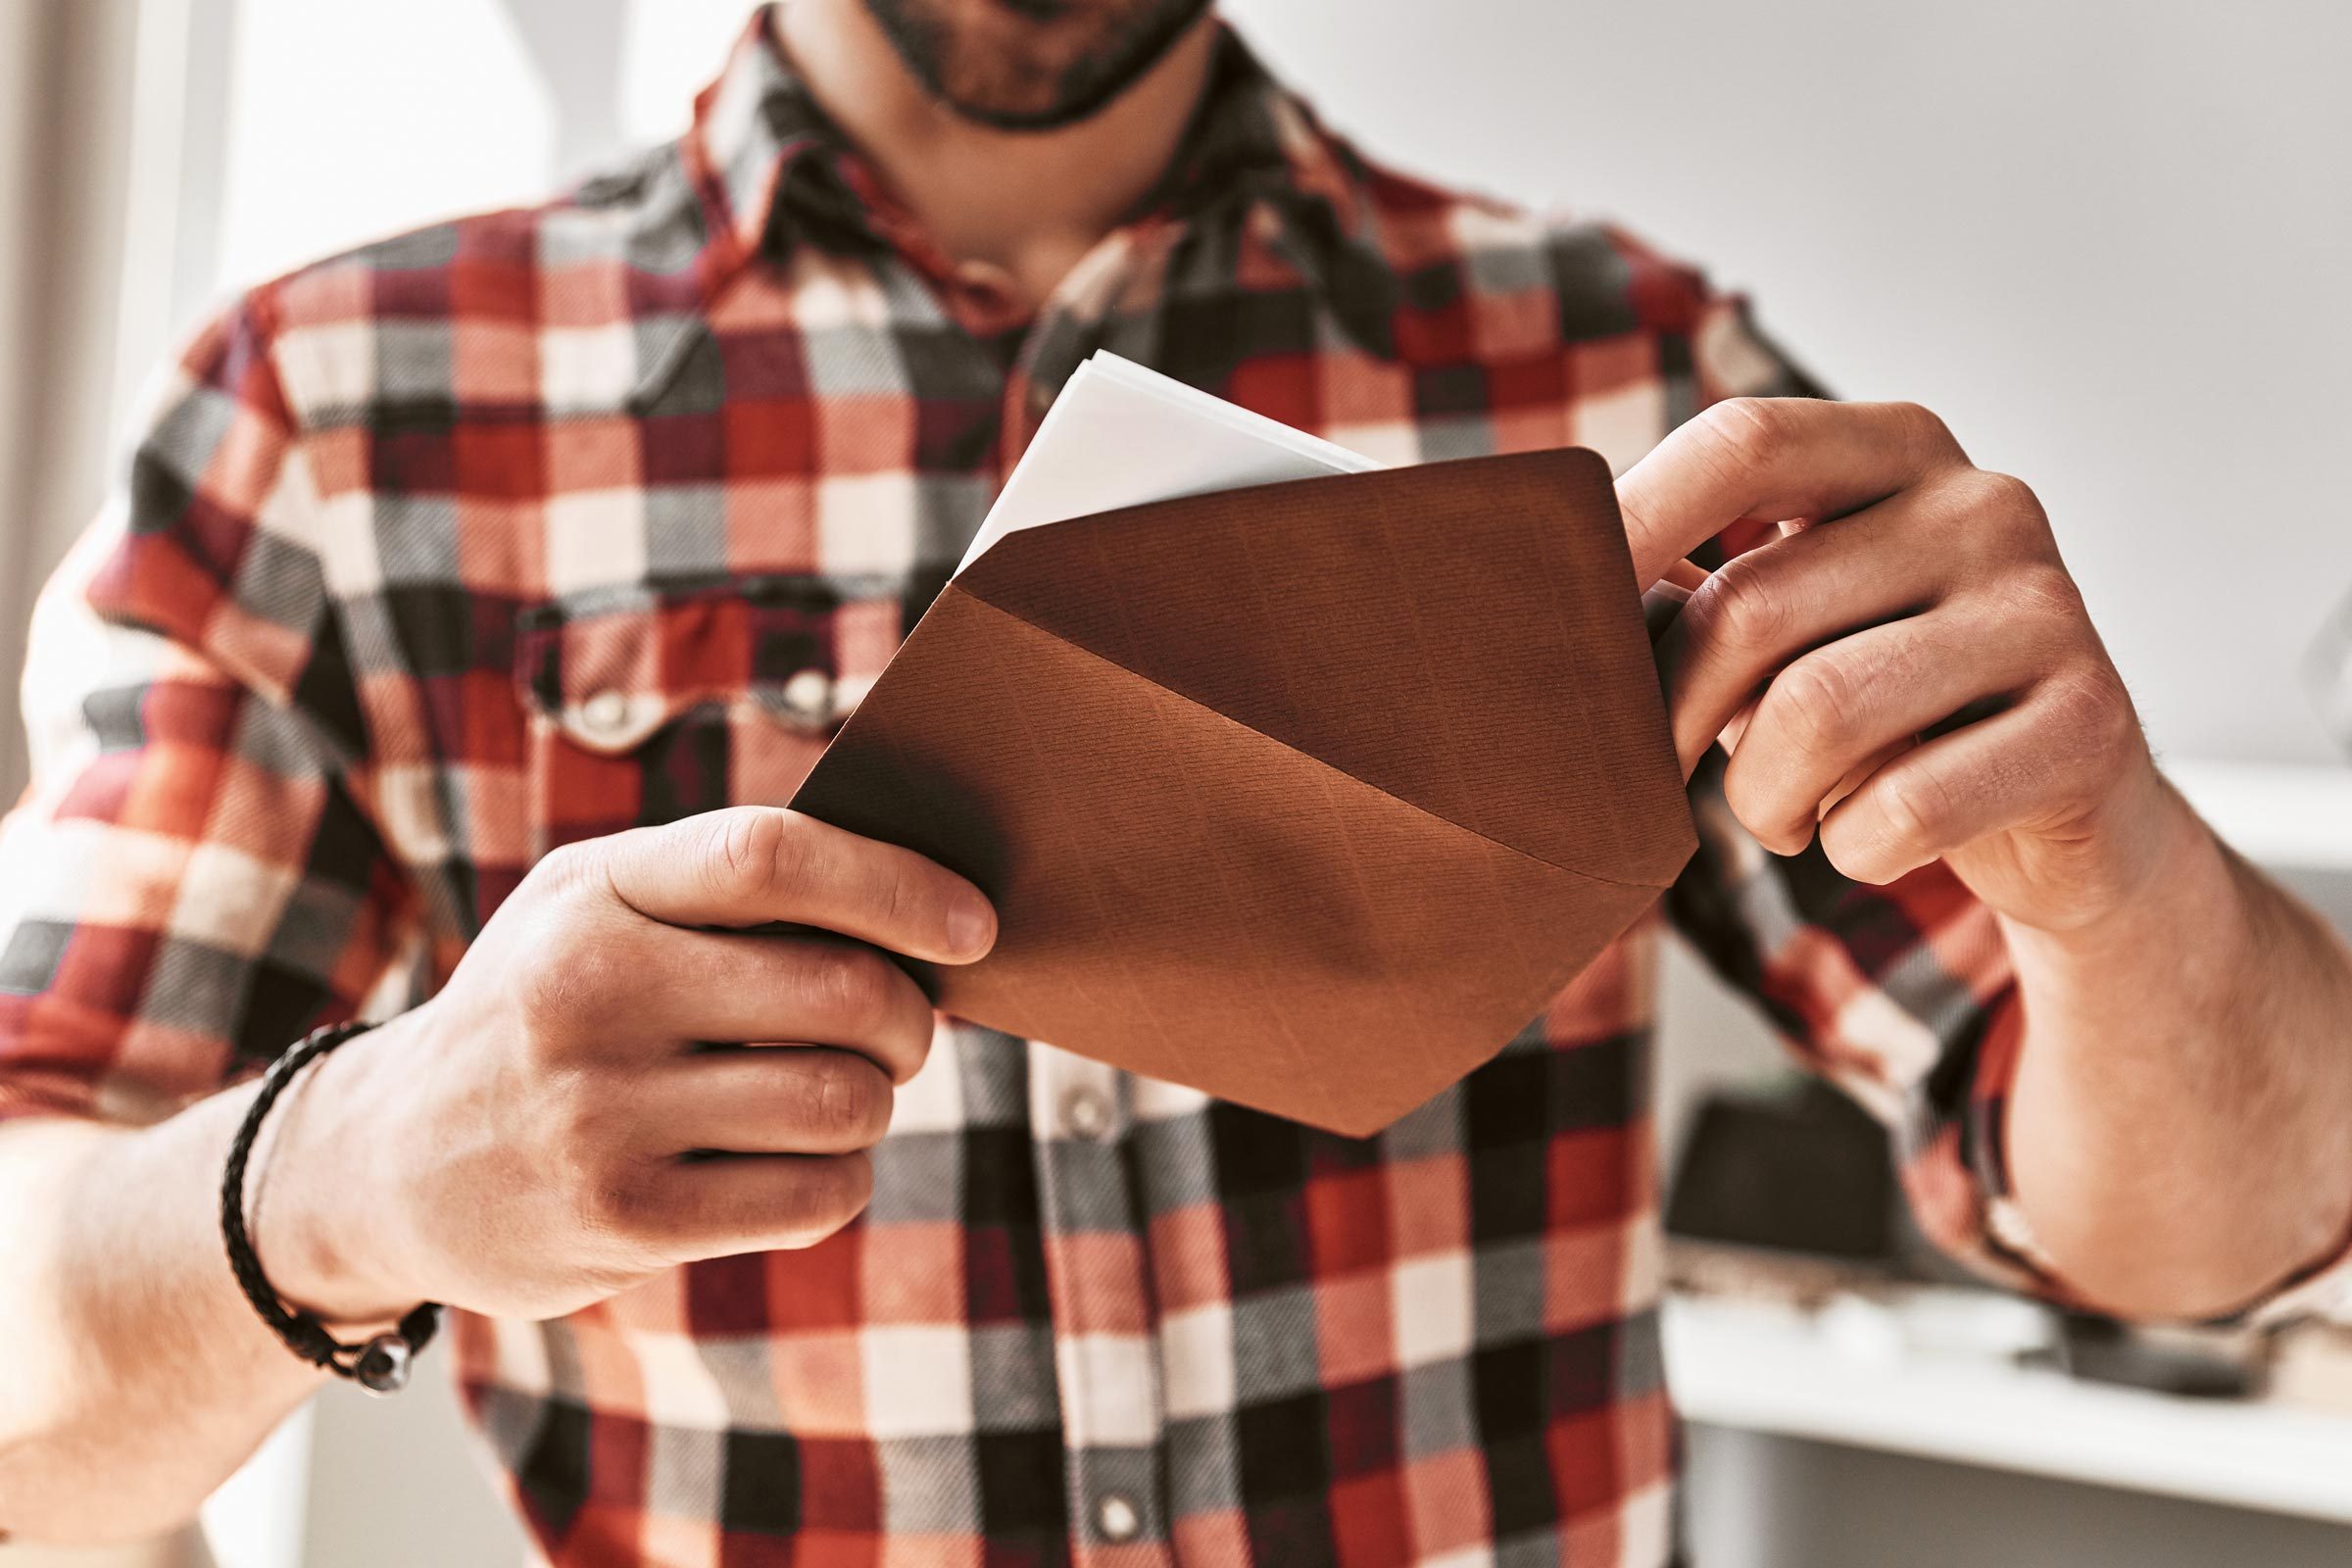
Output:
[[2003, 779, 2352, 1320], [0, 1088, 327, 1544]]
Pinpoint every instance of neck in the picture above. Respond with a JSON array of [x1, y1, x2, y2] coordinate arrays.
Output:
[[776, 0, 1217, 304]]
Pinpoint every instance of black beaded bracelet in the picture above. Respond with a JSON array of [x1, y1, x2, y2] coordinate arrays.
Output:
[[220, 1020, 442, 1394]]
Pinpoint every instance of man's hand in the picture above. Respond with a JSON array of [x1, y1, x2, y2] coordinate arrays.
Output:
[[1619, 397, 2352, 1318], [1618, 397, 2169, 934], [260, 808, 997, 1325]]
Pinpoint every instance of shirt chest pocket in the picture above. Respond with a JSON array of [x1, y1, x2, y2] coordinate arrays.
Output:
[[514, 578, 905, 856]]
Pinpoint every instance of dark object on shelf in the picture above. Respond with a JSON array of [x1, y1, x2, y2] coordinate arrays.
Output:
[[2053, 1313, 2257, 1400], [1665, 1078, 1896, 1262]]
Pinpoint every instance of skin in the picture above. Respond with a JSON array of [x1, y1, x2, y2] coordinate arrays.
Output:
[[777, 0, 1219, 303], [5, 0, 2350, 1546], [1620, 400, 2352, 1316], [0, 809, 1000, 1542], [858, 0, 1214, 131]]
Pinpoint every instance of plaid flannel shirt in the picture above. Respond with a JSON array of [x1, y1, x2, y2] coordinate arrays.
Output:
[[17, 10, 2327, 1565]]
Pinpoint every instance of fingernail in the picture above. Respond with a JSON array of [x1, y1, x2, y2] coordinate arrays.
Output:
[[947, 890, 995, 958]]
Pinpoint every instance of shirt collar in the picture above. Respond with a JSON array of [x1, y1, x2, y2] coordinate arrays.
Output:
[[679, 6, 1376, 286]]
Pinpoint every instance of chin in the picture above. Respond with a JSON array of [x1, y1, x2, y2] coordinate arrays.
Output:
[[864, 0, 1213, 131], [983, 0, 1088, 21]]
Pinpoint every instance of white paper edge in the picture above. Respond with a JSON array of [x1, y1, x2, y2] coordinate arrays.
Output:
[[952, 352, 1380, 576]]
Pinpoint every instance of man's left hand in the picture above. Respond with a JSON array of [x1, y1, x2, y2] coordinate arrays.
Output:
[[1617, 397, 2181, 935]]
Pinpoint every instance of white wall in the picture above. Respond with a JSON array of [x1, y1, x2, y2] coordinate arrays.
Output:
[[213, 0, 555, 290], [188, 0, 2352, 768], [1223, 0, 2352, 765]]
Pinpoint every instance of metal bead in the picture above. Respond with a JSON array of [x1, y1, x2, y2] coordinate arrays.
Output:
[[353, 1332, 414, 1395]]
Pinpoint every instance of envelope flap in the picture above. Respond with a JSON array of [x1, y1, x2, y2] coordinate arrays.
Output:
[[953, 448, 1694, 888], [791, 585, 1669, 1135]]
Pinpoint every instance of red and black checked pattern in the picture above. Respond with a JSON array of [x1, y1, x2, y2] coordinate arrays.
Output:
[[13, 10, 2293, 1567]]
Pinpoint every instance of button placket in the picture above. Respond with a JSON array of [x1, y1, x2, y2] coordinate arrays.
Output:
[[1026, 1042, 1171, 1562]]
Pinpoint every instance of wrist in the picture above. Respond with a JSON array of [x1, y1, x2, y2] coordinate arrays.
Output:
[[2016, 763, 2227, 949], [246, 1017, 431, 1328], [2000, 772, 2251, 1022]]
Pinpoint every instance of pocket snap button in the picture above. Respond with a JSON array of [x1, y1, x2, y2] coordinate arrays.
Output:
[[780, 667, 833, 723], [578, 688, 631, 737]]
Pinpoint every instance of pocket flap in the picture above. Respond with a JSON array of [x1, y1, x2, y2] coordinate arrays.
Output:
[[514, 578, 893, 754]]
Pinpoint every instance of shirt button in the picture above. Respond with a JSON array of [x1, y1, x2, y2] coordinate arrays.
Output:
[[1059, 1085, 1113, 1142], [1093, 1492, 1141, 1544], [578, 689, 631, 738], [779, 667, 833, 723]]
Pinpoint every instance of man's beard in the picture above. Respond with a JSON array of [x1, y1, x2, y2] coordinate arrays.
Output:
[[860, 0, 1217, 132]]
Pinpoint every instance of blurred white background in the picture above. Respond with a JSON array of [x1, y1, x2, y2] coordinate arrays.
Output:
[[1, 3, 2348, 1565], [12, 0, 2348, 790]]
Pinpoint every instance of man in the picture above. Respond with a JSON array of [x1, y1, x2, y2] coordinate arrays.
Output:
[[2, 0, 2348, 1560]]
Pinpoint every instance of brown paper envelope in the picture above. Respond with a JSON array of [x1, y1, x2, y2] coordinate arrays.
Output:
[[790, 447, 1695, 1136]]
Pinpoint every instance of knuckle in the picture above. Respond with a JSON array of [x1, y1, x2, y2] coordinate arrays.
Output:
[[526, 839, 605, 906], [1683, 557, 1789, 654], [807, 1058, 890, 1145], [876, 858, 912, 931], [1720, 768, 1813, 858], [552, 1068, 643, 1151], [808, 947, 895, 1035], [1823, 831, 1896, 887], [2042, 664, 2136, 761], [900, 1015, 939, 1083], [573, 1154, 658, 1246], [1888, 400, 1957, 457], [517, 934, 614, 1029], [1698, 397, 1790, 470], [775, 1154, 874, 1249], [708, 807, 812, 902], [1873, 769, 1950, 858], [858, 851, 926, 938], [1771, 656, 1860, 752], [529, 838, 586, 886], [1997, 563, 2083, 625], [1969, 469, 2049, 538], [515, 956, 576, 1027], [710, 806, 773, 887]]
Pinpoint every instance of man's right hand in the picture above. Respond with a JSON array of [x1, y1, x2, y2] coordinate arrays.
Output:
[[259, 807, 998, 1325]]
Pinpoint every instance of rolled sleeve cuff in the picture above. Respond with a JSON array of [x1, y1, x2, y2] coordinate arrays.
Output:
[[1960, 986, 2352, 1326]]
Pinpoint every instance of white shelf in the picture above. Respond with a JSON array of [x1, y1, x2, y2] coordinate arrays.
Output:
[[2166, 758, 2352, 874], [1664, 1293, 2352, 1525], [199, 1402, 313, 1568]]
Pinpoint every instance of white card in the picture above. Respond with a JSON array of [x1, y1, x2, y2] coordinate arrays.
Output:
[[955, 352, 1380, 577]]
